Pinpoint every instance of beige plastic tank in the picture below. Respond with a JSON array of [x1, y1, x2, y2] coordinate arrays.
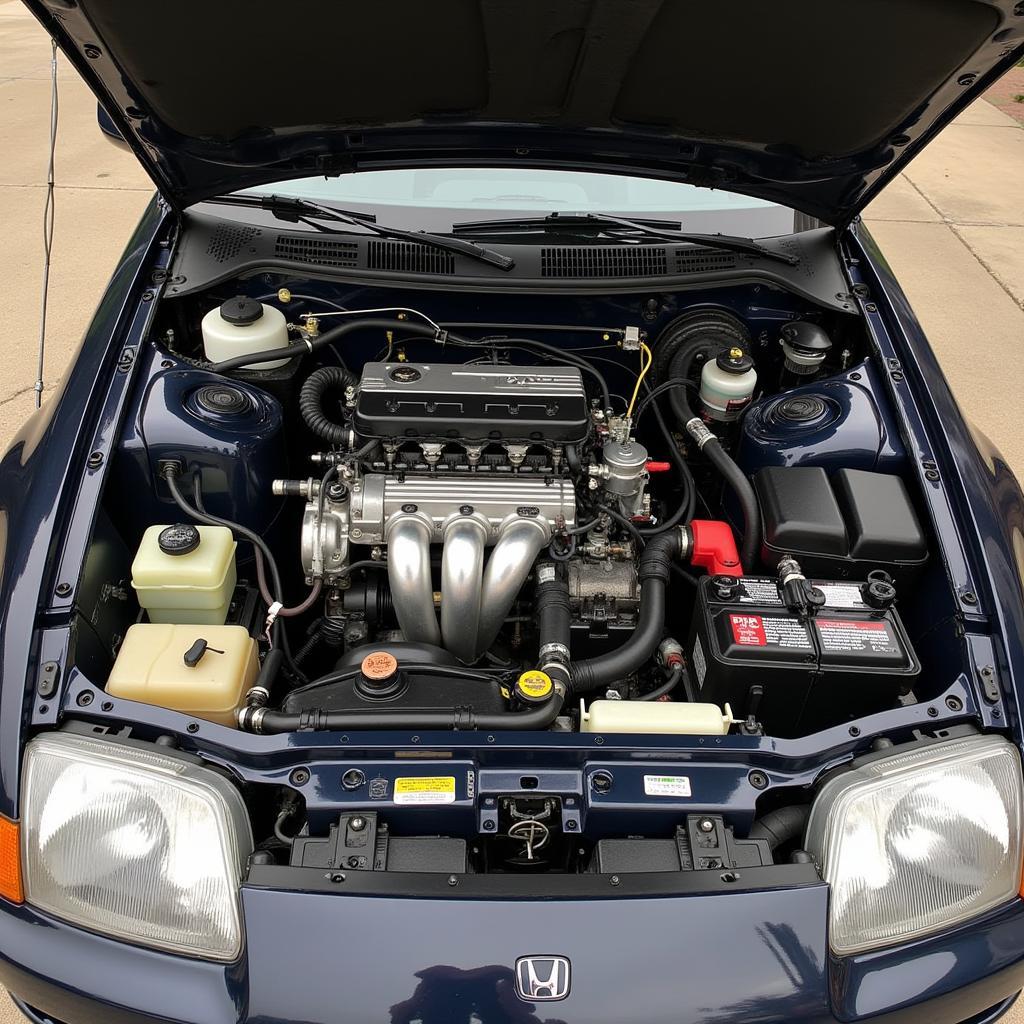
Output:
[[132, 524, 236, 624], [107, 623, 258, 727], [581, 699, 735, 735]]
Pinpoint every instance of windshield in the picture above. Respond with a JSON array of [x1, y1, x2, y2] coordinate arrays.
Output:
[[241, 168, 795, 237]]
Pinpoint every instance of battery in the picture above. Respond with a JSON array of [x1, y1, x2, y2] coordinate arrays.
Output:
[[688, 575, 919, 736]]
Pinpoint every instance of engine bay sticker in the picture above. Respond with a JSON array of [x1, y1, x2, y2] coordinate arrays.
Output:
[[394, 776, 457, 804], [644, 775, 692, 798]]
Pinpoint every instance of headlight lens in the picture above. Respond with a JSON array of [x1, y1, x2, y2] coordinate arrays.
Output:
[[21, 731, 252, 960], [806, 734, 1023, 955]]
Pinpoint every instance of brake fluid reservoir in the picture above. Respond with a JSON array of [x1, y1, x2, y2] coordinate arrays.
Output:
[[132, 524, 237, 624], [700, 347, 757, 421], [201, 296, 289, 369], [106, 623, 258, 727]]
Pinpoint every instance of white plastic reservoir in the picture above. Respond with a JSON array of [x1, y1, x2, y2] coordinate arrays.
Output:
[[581, 699, 735, 735], [132, 524, 237, 625], [201, 296, 290, 369]]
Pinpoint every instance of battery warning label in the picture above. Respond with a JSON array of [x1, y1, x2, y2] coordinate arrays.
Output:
[[815, 618, 899, 654], [394, 776, 457, 805], [730, 614, 813, 650]]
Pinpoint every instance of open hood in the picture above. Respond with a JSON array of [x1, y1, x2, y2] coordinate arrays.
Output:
[[26, 0, 1024, 223]]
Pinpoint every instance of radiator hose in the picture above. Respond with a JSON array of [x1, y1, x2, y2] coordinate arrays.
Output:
[[570, 532, 680, 694], [298, 365, 359, 445], [667, 344, 761, 571]]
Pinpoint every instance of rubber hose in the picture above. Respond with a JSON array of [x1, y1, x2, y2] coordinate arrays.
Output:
[[664, 344, 761, 569], [535, 562, 572, 692], [638, 664, 684, 701], [570, 532, 680, 694], [703, 436, 761, 572], [637, 392, 695, 534], [299, 365, 359, 445], [747, 805, 811, 851], [248, 693, 566, 734], [209, 318, 446, 374]]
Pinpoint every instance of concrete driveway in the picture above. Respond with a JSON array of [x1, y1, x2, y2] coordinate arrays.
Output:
[[2, 2, 1024, 1021]]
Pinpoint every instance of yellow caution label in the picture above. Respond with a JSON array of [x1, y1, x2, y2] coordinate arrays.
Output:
[[394, 776, 456, 805], [516, 670, 553, 700]]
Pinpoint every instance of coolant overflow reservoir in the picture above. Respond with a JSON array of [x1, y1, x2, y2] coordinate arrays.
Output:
[[581, 699, 735, 735], [201, 296, 290, 369], [132, 524, 237, 624]]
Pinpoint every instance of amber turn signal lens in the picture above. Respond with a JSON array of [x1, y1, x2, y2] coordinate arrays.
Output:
[[0, 815, 22, 904]]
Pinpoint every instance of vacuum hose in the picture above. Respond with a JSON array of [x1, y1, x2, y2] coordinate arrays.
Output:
[[298, 365, 359, 445], [570, 532, 680, 694]]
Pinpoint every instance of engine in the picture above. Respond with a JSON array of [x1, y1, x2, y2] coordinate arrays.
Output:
[[97, 296, 931, 745], [276, 361, 653, 668]]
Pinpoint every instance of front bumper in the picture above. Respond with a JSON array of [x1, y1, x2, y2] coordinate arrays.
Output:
[[3, 883, 1024, 1024]]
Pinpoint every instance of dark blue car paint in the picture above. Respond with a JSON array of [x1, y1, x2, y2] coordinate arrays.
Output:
[[3, 880, 1024, 1024], [1, 204, 1024, 1021], [736, 358, 907, 475], [0, 196, 167, 822]]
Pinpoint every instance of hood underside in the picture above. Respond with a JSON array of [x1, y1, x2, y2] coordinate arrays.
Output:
[[26, 0, 1024, 222]]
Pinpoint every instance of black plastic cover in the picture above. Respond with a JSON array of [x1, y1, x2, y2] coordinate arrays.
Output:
[[754, 466, 927, 580], [354, 362, 590, 443], [833, 469, 927, 561], [755, 467, 848, 557]]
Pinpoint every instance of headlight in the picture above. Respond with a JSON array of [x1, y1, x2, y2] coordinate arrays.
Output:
[[21, 731, 252, 960], [805, 734, 1023, 955]]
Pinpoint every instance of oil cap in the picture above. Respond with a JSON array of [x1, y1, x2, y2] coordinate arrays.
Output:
[[158, 523, 201, 556], [220, 295, 264, 326], [514, 670, 553, 705]]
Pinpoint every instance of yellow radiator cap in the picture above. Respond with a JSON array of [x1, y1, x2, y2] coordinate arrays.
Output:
[[515, 670, 553, 703]]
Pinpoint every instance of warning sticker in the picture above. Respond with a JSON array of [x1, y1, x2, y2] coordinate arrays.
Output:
[[815, 618, 899, 655], [730, 614, 813, 651], [394, 776, 457, 805], [731, 578, 867, 610], [644, 775, 692, 798], [735, 579, 783, 605], [815, 583, 867, 609]]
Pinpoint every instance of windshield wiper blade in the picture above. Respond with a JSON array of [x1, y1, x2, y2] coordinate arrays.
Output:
[[453, 213, 686, 235], [202, 194, 515, 271], [453, 211, 798, 266]]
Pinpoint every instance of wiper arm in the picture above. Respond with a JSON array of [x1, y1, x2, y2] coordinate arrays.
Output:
[[202, 194, 515, 271], [583, 213, 799, 266], [453, 211, 798, 266]]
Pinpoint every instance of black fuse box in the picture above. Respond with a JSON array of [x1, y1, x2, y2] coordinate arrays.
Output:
[[688, 574, 919, 736]]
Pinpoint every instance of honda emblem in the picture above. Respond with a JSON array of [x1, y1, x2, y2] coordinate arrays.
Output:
[[514, 956, 571, 1001]]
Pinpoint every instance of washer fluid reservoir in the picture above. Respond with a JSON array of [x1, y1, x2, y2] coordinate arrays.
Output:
[[201, 295, 289, 369]]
